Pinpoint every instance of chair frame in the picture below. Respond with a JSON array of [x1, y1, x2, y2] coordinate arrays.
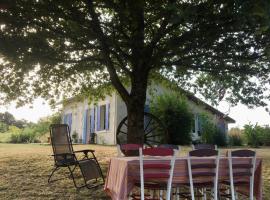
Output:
[[228, 150, 256, 200], [48, 124, 104, 189], [187, 149, 220, 200], [138, 147, 177, 200]]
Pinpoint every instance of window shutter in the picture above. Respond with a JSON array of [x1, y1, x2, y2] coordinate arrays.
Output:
[[63, 114, 67, 124], [105, 103, 110, 130], [218, 119, 226, 134], [82, 109, 88, 144], [90, 108, 95, 133], [68, 113, 72, 131], [197, 114, 202, 136], [194, 114, 199, 135], [144, 104, 150, 113], [96, 106, 100, 131]]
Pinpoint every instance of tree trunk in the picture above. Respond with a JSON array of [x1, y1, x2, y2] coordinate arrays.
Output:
[[126, 100, 145, 143], [126, 69, 149, 144]]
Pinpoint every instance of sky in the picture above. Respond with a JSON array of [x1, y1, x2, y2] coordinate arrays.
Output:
[[0, 97, 269, 128], [0, 98, 54, 123], [217, 101, 270, 128]]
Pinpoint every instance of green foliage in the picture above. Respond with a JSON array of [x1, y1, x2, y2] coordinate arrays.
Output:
[[150, 93, 193, 145], [228, 128, 244, 146], [10, 129, 39, 143], [200, 114, 216, 144], [259, 126, 270, 146], [200, 114, 227, 146], [243, 124, 261, 147], [0, 122, 8, 133], [214, 129, 227, 147], [0, 1, 270, 108], [243, 124, 270, 147]]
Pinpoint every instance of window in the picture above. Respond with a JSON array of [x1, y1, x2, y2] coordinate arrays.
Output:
[[192, 113, 201, 136], [97, 103, 110, 131], [99, 105, 106, 130]]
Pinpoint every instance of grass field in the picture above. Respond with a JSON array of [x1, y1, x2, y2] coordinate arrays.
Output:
[[0, 144, 270, 199]]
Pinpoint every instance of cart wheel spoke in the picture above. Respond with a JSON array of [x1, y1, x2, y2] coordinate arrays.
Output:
[[117, 112, 168, 152]]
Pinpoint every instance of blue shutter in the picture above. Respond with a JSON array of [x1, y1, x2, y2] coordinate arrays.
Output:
[[90, 108, 95, 133], [82, 109, 88, 144], [144, 104, 150, 113], [197, 114, 202, 136], [105, 103, 110, 130], [63, 114, 67, 124], [218, 120, 226, 134], [96, 106, 100, 131], [68, 113, 72, 131]]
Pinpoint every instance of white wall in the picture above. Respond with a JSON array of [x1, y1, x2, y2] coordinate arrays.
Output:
[[62, 93, 117, 145]]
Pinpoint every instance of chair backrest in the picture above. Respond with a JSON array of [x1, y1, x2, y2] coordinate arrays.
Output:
[[192, 143, 217, 150], [139, 147, 177, 200], [117, 143, 143, 157], [187, 149, 220, 200], [158, 144, 180, 156], [159, 144, 180, 150], [50, 124, 75, 164], [228, 149, 256, 200]]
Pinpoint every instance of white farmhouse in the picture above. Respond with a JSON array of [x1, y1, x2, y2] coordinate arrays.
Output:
[[62, 84, 235, 145]]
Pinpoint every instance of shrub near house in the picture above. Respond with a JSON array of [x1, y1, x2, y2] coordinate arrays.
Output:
[[150, 93, 194, 145]]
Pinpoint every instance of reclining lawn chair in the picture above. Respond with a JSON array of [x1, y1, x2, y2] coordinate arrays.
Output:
[[48, 124, 104, 189]]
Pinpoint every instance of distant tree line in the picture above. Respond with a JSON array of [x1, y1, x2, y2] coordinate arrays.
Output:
[[0, 112, 29, 132], [0, 112, 61, 143]]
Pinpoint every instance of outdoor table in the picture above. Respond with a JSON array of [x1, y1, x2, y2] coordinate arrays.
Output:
[[104, 156, 263, 200]]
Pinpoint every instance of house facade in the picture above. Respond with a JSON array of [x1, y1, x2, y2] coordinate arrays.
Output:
[[62, 85, 235, 145]]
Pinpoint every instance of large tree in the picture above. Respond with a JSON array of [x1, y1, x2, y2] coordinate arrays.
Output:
[[1, 0, 270, 143]]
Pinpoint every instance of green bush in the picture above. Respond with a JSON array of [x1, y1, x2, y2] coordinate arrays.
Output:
[[10, 130, 39, 143], [150, 93, 193, 145], [200, 114, 227, 146], [200, 114, 216, 144], [260, 126, 270, 146], [214, 128, 227, 147], [243, 124, 261, 147]]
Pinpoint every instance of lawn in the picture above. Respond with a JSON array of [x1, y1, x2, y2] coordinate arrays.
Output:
[[0, 144, 270, 199]]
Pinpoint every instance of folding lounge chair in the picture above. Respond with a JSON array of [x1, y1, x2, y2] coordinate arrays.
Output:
[[48, 124, 104, 189]]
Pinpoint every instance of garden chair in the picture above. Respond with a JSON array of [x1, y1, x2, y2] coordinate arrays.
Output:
[[131, 147, 177, 200], [220, 149, 256, 200], [192, 143, 217, 150], [48, 124, 104, 189], [181, 149, 220, 200]]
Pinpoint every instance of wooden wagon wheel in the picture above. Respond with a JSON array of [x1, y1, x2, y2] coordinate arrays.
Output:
[[116, 112, 168, 147]]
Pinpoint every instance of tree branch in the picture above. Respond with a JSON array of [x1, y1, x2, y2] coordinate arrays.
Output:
[[86, 0, 130, 103]]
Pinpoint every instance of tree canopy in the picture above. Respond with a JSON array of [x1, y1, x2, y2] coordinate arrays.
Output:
[[1, 0, 270, 142]]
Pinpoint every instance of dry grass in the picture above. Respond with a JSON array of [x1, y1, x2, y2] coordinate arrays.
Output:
[[0, 144, 270, 199]]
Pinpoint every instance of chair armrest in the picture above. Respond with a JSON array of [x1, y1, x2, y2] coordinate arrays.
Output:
[[74, 149, 96, 158], [50, 153, 75, 158], [74, 149, 95, 154]]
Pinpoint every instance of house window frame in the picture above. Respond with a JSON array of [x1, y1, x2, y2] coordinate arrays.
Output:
[[96, 103, 110, 132]]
